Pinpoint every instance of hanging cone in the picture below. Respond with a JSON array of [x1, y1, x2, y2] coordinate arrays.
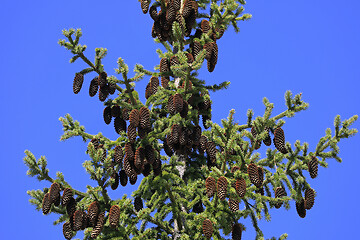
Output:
[[134, 147, 145, 172], [173, 93, 184, 113], [129, 173, 138, 185], [192, 40, 201, 59], [232, 223, 242, 240], [139, 107, 151, 129], [160, 58, 170, 73], [122, 108, 130, 120], [111, 105, 121, 117], [119, 169, 128, 187], [109, 205, 120, 228], [103, 106, 112, 125], [129, 109, 140, 127], [73, 73, 84, 94], [145, 145, 155, 164], [217, 176, 228, 200], [113, 145, 124, 165], [125, 142, 135, 160], [296, 198, 306, 218], [81, 211, 89, 230], [235, 178, 246, 198], [192, 201, 204, 213], [228, 198, 239, 212], [62, 188, 73, 206], [89, 77, 99, 97], [199, 135, 208, 154], [206, 141, 217, 164], [141, 0, 150, 14], [274, 187, 287, 209], [127, 124, 137, 143], [149, 5, 159, 21], [134, 196, 143, 212], [49, 182, 60, 205], [111, 172, 119, 190], [88, 201, 100, 227], [274, 127, 288, 154], [305, 188, 315, 210], [167, 95, 176, 115], [202, 219, 213, 239], [200, 20, 211, 34], [263, 127, 272, 146], [73, 210, 83, 231], [161, 76, 169, 88], [308, 156, 319, 179], [247, 163, 261, 188], [90, 211, 105, 239], [42, 193, 51, 215], [205, 176, 216, 198], [63, 221, 73, 240], [66, 197, 76, 223]]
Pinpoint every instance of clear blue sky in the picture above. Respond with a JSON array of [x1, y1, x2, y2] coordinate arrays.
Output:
[[1, 0, 359, 239]]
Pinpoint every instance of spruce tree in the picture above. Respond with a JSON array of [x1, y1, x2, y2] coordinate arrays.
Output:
[[24, 1, 358, 239]]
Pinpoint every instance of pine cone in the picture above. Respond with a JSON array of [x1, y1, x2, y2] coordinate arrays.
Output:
[[89, 77, 99, 97], [88, 201, 100, 227], [206, 141, 217, 164], [73, 210, 83, 231], [63, 221, 73, 240], [109, 205, 120, 228], [129, 172, 138, 185], [251, 126, 262, 150], [62, 188, 73, 206], [98, 85, 109, 102], [129, 109, 140, 127], [125, 142, 135, 160], [134, 147, 145, 172], [274, 187, 287, 209], [205, 176, 216, 198], [231, 166, 240, 173], [114, 116, 127, 134], [81, 211, 89, 230], [145, 145, 155, 164], [273, 127, 288, 154], [182, 0, 192, 19], [296, 198, 306, 218], [122, 108, 130, 120], [73, 73, 84, 94], [186, 53, 194, 64], [192, 40, 201, 59], [229, 198, 239, 212], [140, 0, 150, 14], [111, 105, 121, 117], [139, 107, 151, 129], [305, 188, 315, 210], [204, 42, 213, 60], [308, 156, 318, 179], [232, 223, 242, 240], [161, 76, 170, 88], [42, 193, 51, 215], [98, 72, 108, 87], [119, 169, 128, 187], [91, 211, 105, 239], [143, 163, 152, 177], [134, 196, 143, 212], [192, 201, 204, 213], [111, 172, 119, 190], [170, 55, 180, 67], [114, 145, 124, 165], [127, 124, 137, 143], [207, 42, 218, 72], [66, 197, 77, 223], [247, 163, 261, 188], [201, 19, 211, 34], [235, 178, 247, 198], [152, 157, 162, 176], [103, 106, 112, 125], [160, 58, 170, 73], [166, 3, 175, 22], [202, 219, 213, 239], [49, 182, 60, 206], [173, 93, 184, 113], [149, 5, 159, 21], [150, 76, 159, 93], [168, 95, 176, 114], [263, 127, 272, 146], [217, 176, 228, 200], [173, 0, 181, 11], [90, 138, 100, 150], [199, 135, 208, 154], [163, 140, 174, 157]]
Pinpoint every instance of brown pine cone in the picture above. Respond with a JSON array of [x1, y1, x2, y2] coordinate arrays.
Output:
[[274, 187, 287, 209], [205, 176, 216, 198], [109, 205, 120, 228], [73, 73, 84, 94], [217, 176, 228, 200], [308, 156, 319, 179], [202, 219, 213, 239], [42, 193, 51, 215], [88, 201, 100, 227], [305, 188, 315, 210], [91, 211, 105, 239], [273, 127, 288, 154], [296, 198, 306, 218], [235, 178, 246, 198]]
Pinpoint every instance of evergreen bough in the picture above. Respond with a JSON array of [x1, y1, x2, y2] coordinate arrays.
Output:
[[24, 1, 358, 239]]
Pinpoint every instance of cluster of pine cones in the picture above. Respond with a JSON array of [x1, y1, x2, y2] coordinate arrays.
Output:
[[42, 182, 145, 239], [202, 219, 242, 240], [142, 0, 198, 41], [42, 183, 104, 239], [250, 126, 288, 154], [73, 72, 116, 102]]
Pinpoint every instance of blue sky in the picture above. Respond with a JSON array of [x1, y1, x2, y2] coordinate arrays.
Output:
[[1, 0, 359, 239]]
